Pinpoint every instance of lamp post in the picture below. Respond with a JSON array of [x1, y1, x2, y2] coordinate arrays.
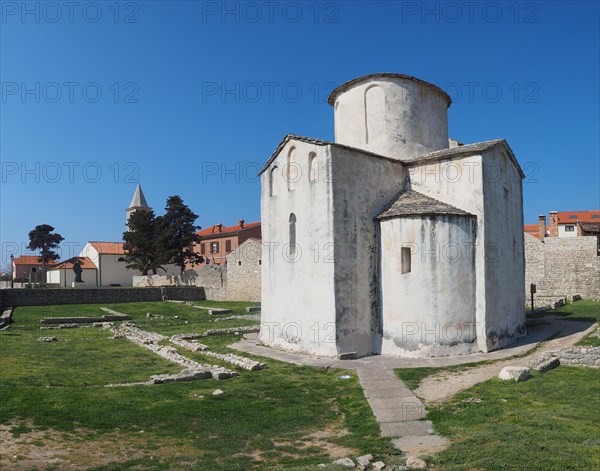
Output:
[[10, 254, 14, 289]]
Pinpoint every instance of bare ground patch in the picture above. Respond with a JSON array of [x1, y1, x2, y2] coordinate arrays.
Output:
[[0, 422, 198, 470]]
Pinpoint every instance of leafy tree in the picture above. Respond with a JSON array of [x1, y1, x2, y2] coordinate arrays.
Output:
[[27, 224, 64, 278], [160, 195, 202, 274], [125, 254, 166, 276], [123, 210, 166, 275]]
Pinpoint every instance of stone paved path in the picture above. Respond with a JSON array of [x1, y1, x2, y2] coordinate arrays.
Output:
[[356, 364, 449, 455]]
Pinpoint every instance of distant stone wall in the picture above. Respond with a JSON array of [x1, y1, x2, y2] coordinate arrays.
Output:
[[525, 234, 600, 300], [0, 287, 206, 308], [133, 239, 261, 302], [225, 239, 261, 302]]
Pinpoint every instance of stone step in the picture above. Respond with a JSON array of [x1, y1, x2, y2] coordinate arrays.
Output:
[[391, 435, 449, 455], [379, 420, 433, 438], [363, 387, 415, 399], [372, 403, 427, 422]]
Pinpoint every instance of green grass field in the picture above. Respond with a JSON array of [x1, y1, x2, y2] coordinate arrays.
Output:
[[1, 300, 598, 470], [0, 301, 400, 470], [397, 300, 600, 471]]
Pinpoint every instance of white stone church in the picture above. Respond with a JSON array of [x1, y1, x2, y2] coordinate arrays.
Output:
[[259, 73, 526, 358]]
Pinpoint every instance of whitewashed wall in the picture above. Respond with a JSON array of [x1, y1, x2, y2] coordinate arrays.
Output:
[[379, 215, 477, 357]]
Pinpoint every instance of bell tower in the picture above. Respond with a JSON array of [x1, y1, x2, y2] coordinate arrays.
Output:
[[126, 183, 151, 226]]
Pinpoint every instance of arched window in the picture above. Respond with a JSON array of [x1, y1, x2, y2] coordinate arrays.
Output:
[[365, 85, 385, 144], [309, 152, 318, 183], [287, 147, 298, 191], [269, 165, 278, 196], [289, 213, 297, 255]]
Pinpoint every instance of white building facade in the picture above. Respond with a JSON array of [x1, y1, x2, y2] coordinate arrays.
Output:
[[259, 73, 526, 358]]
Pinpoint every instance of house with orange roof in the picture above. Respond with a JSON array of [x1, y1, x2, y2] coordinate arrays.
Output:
[[11, 255, 45, 282], [548, 210, 600, 237], [528, 210, 600, 239], [78, 241, 130, 286], [192, 220, 261, 266], [77, 240, 180, 286], [46, 257, 97, 287]]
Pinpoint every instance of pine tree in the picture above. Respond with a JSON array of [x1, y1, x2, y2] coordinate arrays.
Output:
[[27, 224, 64, 280], [160, 195, 202, 274], [123, 210, 166, 275]]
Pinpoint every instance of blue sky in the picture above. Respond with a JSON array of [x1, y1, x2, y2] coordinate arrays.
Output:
[[1, 0, 598, 263]]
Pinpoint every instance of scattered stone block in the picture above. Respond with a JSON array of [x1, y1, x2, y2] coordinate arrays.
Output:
[[498, 366, 531, 382], [58, 323, 80, 329], [37, 336, 59, 342], [212, 389, 224, 396], [356, 453, 373, 468], [101, 322, 237, 382], [208, 308, 232, 315], [461, 397, 482, 403], [151, 369, 212, 384], [405, 456, 427, 469], [0, 307, 13, 329], [245, 306, 261, 313], [372, 461, 386, 470], [333, 457, 355, 467], [534, 357, 560, 373], [202, 326, 260, 336]]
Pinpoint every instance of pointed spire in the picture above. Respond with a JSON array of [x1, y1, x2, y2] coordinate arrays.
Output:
[[126, 183, 151, 225], [128, 183, 149, 210]]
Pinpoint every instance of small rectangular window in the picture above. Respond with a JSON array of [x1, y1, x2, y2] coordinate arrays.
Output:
[[565, 225, 575, 232], [211, 242, 219, 253], [569, 215, 577, 219], [401, 247, 411, 274], [200, 243, 205, 255], [225, 240, 232, 252], [592, 215, 599, 219]]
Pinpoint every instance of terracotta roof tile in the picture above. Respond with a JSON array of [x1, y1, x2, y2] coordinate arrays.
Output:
[[50, 257, 96, 270], [12, 255, 43, 265], [88, 242, 126, 255], [196, 222, 260, 238], [556, 211, 600, 223], [524, 224, 545, 239]]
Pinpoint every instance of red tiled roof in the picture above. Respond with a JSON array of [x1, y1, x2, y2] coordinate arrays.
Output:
[[196, 222, 260, 238], [12, 255, 43, 265], [524, 224, 546, 240], [556, 211, 600, 224], [50, 257, 96, 270], [88, 241, 126, 255]]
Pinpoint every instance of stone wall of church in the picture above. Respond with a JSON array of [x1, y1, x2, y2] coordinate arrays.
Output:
[[524, 233, 600, 300]]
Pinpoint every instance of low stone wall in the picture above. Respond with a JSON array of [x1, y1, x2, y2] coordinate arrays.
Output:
[[40, 314, 131, 324], [0, 286, 206, 308], [133, 239, 261, 302], [530, 346, 600, 369], [525, 234, 600, 300]]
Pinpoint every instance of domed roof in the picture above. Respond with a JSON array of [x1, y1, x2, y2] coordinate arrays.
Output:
[[327, 73, 451, 108]]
